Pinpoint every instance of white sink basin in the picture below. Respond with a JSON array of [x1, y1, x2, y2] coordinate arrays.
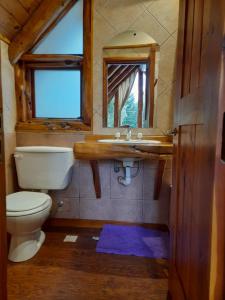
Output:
[[97, 139, 161, 145]]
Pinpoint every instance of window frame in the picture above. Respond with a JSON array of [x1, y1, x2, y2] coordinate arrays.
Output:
[[15, 0, 92, 132]]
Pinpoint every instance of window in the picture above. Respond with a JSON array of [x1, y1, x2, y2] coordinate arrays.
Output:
[[15, 0, 92, 131]]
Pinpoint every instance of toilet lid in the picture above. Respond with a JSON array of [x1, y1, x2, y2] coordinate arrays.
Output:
[[6, 192, 51, 212]]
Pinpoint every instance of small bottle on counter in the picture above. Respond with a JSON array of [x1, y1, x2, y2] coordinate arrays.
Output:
[[115, 132, 121, 140], [137, 132, 143, 140]]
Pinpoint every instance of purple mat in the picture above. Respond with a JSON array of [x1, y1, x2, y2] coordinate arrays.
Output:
[[96, 224, 169, 259]]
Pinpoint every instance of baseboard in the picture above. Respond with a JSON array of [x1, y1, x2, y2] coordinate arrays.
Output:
[[44, 218, 169, 231]]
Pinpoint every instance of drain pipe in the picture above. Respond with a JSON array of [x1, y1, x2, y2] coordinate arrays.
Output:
[[118, 166, 132, 186], [118, 160, 134, 186]]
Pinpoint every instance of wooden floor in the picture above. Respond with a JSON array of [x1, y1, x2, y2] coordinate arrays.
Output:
[[8, 227, 168, 300]]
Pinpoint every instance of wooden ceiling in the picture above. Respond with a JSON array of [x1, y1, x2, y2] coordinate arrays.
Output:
[[0, 0, 42, 42]]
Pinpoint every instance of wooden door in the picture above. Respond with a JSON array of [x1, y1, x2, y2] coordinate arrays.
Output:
[[169, 0, 225, 299], [0, 43, 7, 299], [210, 34, 225, 300]]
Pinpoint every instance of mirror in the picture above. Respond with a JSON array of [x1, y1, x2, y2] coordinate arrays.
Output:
[[102, 31, 159, 129], [103, 59, 150, 128]]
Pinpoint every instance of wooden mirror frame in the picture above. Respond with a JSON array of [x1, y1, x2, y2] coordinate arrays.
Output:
[[102, 48, 156, 128]]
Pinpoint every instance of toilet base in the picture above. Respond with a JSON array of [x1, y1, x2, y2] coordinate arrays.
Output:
[[8, 230, 46, 262]]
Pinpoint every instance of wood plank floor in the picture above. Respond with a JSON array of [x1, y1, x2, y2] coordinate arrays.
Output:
[[8, 227, 168, 300]]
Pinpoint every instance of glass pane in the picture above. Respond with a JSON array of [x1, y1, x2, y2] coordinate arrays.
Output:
[[107, 97, 115, 127], [34, 70, 81, 119], [33, 0, 83, 54]]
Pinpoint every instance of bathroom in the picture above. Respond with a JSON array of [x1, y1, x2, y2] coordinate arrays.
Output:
[[1, 0, 176, 298], [1, 0, 224, 299]]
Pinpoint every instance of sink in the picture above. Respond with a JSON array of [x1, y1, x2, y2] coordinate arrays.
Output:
[[97, 139, 161, 145]]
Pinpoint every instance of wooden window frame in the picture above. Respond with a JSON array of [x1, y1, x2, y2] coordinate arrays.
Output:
[[103, 55, 155, 128], [15, 0, 93, 132]]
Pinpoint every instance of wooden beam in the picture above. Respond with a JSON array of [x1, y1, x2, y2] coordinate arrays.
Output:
[[149, 49, 155, 127], [114, 91, 119, 127], [8, 0, 77, 64], [103, 58, 108, 127], [20, 54, 83, 62], [103, 43, 160, 51], [25, 62, 82, 69], [81, 0, 93, 128], [153, 160, 166, 200], [74, 141, 173, 161], [14, 62, 27, 122], [138, 68, 143, 127], [90, 160, 101, 199]]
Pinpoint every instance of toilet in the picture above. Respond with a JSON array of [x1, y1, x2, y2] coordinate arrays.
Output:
[[6, 146, 74, 262]]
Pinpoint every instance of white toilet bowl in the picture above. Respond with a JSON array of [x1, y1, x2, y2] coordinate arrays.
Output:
[[7, 191, 52, 262], [7, 146, 74, 262]]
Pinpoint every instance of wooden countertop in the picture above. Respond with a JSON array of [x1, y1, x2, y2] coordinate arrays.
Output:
[[74, 135, 173, 160]]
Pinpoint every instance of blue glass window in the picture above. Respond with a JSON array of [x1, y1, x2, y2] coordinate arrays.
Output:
[[34, 70, 81, 119]]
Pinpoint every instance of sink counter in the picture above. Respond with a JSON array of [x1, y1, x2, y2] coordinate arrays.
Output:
[[74, 135, 173, 160], [74, 135, 173, 200]]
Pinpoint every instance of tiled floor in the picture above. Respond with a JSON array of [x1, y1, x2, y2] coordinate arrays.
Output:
[[8, 227, 168, 300]]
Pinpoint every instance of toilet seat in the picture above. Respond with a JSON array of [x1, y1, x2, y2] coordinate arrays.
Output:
[[7, 192, 52, 217]]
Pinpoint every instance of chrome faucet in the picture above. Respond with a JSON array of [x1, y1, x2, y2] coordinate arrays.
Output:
[[125, 126, 132, 141]]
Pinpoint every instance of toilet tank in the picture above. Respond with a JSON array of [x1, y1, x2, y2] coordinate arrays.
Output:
[[14, 146, 74, 190]]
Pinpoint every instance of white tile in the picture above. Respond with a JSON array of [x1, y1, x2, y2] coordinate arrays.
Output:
[[97, 0, 145, 32], [140, 0, 155, 9], [93, 10, 117, 56], [79, 160, 111, 199], [130, 10, 170, 45], [94, 0, 108, 12], [79, 198, 110, 220], [156, 83, 176, 132], [159, 36, 177, 84], [1, 42, 17, 134], [53, 197, 80, 219], [108, 199, 143, 222], [147, 0, 179, 34], [143, 198, 170, 224], [143, 165, 156, 199], [52, 160, 80, 198]]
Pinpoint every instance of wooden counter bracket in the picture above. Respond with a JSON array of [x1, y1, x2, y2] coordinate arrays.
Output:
[[90, 160, 101, 199], [153, 160, 166, 200]]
